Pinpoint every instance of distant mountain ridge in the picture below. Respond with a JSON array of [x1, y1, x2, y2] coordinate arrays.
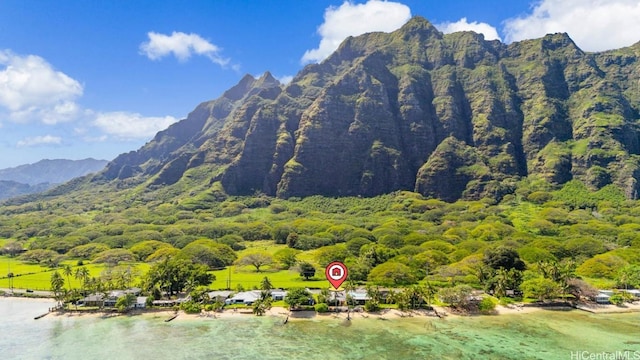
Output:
[[0, 180, 50, 200], [0, 158, 107, 200], [53, 17, 640, 202]]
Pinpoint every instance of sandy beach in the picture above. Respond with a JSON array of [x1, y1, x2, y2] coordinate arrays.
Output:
[[22, 296, 640, 322]]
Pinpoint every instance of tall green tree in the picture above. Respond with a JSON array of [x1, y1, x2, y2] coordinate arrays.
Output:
[[483, 247, 525, 272], [74, 266, 90, 294], [617, 265, 640, 290], [538, 260, 576, 299], [235, 252, 274, 272], [437, 285, 473, 309], [482, 247, 525, 296], [274, 248, 300, 269], [189, 286, 211, 304], [145, 258, 214, 297], [284, 287, 312, 309], [115, 293, 136, 312], [367, 262, 417, 286], [297, 262, 316, 280], [260, 276, 273, 291], [521, 278, 560, 302], [50, 271, 65, 306], [62, 264, 73, 292]]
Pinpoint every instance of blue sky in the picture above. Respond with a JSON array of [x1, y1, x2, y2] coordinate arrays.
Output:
[[1, 0, 639, 169]]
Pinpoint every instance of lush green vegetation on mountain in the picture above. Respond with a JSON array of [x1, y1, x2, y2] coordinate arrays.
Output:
[[1, 179, 639, 298]]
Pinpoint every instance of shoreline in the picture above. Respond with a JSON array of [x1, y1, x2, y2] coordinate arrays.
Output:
[[5, 294, 639, 321], [42, 302, 640, 322]]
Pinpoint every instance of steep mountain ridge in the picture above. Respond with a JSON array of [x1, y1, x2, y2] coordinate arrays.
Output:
[[90, 17, 640, 202]]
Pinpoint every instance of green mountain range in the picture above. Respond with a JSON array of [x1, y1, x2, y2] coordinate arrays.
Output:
[[19, 17, 640, 203]]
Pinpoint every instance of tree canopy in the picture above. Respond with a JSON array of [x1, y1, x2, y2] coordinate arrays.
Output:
[[145, 258, 214, 297]]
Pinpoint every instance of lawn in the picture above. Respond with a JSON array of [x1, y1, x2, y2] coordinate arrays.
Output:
[[1, 243, 328, 292], [209, 266, 327, 290], [0, 256, 150, 291], [223, 240, 327, 290], [0, 256, 52, 290], [237, 240, 322, 268]]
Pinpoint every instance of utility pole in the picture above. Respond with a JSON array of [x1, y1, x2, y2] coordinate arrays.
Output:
[[8, 256, 13, 294]]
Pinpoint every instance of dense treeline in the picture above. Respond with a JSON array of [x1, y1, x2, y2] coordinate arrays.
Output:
[[1, 179, 640, 294]]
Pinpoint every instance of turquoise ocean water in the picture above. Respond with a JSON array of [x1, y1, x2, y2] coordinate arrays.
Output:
[[1, 297, 639, 360]]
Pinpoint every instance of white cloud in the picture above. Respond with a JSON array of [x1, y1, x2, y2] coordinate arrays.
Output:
[[277, 75, 294, 85], [17, 135, 62, 147], [301, 0, 412, 64], [93, 112, 178, 140], [504, 0, 640, 51], [140, 31, 230, 66], [83, 135, 109, 143], [436, 17, 501, 41], [0, 50, 83, 124]]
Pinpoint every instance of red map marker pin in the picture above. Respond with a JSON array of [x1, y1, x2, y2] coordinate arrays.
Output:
[[325, 261, 348, 289]]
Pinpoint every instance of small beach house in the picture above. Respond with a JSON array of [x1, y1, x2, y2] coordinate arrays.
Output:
[[595, 291, 612, 304]]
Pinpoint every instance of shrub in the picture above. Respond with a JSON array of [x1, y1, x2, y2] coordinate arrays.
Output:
[[527, 191, 553, 204], [609, 293, 625, 306], [268, 203, 288, 214], [67, 243, 110, 260], [345, 237, 372, 256], [314, 303, 329, 313], [368, 262, 417, 286], [129, 240, 173, 261], [181, 301, 202, 314], [478, 297, 496, 314], [92, 249, 135, 265], [216, 234, 245, 251], [363, 300, 380, 313], [576, 254, 628, 279]]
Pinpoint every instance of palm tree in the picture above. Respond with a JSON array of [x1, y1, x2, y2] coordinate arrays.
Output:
[[395, 290, 410, 312], [74, 267, 90, 295], [365, 285, 381, 303], [423, 279, 436, 307], [343, 280, 356, 320], [494, 268, 510, 298], [318, 288, 331, 305], [386, 289, 398, 305], [558, 260, 576, 301], [260, 276, 273, 291], [86, 276, 106, 308], [62, 264, 73, 292], [252, 297, 271, 316], [617, 265, 640, 291], [50, 271, 65, 308]]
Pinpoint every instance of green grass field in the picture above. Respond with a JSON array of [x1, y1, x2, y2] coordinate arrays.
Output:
[[0, 252, 326, 292], [0, 256, 150, 291], [210, 266, 326, 290], [218, 240, 327, 290]]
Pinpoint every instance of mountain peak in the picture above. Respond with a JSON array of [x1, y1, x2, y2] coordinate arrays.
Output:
[[540, 32, 582, 52], [255, 71, 280, 87], [223, 74, 257, 100], [397, 16, 441, 38]]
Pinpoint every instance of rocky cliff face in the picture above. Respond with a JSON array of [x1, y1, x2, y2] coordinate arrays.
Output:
[[94, 17, 640, 201]]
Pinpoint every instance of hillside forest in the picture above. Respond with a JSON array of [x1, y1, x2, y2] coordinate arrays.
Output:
[[1, 178, 640, 308]]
